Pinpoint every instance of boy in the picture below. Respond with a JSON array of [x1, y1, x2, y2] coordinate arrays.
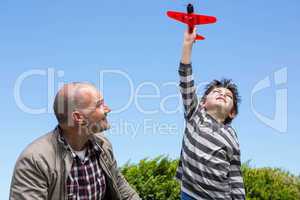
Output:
[[176, 28, 246, 200]]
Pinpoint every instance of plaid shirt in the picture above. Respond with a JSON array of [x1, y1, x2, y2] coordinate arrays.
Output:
[[58, 132, 106, 200]]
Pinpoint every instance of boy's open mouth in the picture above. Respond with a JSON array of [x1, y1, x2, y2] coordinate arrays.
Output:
[[216, 97, 226, 103]]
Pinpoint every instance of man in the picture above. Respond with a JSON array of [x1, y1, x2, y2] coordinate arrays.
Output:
[[10, 82, 141, 200], [176, 29, 246, 199]]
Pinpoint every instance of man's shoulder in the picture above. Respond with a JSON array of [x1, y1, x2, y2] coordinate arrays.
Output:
[[17, 129, 57, 163]]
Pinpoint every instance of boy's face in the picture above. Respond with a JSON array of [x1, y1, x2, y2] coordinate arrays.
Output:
[[202, 87, 235, 120]]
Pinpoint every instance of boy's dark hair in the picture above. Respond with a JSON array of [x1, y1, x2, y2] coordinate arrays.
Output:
[[201, 79, 241, 124]]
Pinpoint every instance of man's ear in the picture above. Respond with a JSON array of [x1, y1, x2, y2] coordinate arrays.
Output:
[[72, 111, 85, 125]]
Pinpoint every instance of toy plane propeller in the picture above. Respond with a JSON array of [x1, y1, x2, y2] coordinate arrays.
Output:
[[167, 3, 217, 40]]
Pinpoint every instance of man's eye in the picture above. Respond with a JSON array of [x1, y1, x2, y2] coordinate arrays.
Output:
[[227, 95, 233, 99], [97, 103, 104, 108]]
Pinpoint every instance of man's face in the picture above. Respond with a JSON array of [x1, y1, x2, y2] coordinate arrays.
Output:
[[202, 87, 235, 119], [78, 86, 111, 134]]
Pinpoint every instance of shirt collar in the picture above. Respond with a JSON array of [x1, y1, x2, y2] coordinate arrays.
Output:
[[57, 126, 101, 159]]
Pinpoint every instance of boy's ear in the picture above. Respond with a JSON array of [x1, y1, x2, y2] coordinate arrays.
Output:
[[228, 108, 236, 119], [200, 97, 206, 107], [200, 100, 204, 107]]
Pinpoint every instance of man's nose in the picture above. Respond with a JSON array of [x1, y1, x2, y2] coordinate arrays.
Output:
[[104, 104, 111, 114]]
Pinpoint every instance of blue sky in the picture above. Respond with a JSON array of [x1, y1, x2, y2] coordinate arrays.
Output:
[[1, 0, 300, 198]]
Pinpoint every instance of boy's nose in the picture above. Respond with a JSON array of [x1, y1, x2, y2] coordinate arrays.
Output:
[[219, 92, 226, 97]]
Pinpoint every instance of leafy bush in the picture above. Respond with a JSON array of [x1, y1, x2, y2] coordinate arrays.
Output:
[[121, 156, 300, 200], [121, 156, 180, 200], [242, 162, 300, 200]]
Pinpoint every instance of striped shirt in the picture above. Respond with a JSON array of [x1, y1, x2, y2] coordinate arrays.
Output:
[[176, 63, 246, 200], [58, 132, 106, 200]]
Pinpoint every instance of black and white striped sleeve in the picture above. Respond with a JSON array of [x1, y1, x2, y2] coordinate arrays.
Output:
[[178, 62, 199, 120], [228, 135, 246, 199]]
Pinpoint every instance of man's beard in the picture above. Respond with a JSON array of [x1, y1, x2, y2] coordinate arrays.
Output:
[[80, 118, 110, 136], [90, 120, 109, 133]]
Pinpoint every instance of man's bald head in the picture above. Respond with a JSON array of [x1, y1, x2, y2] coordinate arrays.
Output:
[[53, 82, 98, 125]]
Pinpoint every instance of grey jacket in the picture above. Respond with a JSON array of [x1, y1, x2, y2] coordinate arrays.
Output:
[[9, 127, 141, 200]]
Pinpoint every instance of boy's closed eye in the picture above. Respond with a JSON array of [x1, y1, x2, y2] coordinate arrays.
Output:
[[212, 89, 233, 100]]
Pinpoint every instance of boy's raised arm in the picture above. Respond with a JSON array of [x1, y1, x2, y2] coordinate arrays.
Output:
[[179, 28, 199, 120], [181, 28, 196, 64]]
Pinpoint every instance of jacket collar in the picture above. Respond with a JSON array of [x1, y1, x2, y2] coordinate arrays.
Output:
[[57, 126, 102, 154]]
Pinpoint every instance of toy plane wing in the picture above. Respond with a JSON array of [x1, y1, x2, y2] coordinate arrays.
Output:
[[167, 11, 217, 25]]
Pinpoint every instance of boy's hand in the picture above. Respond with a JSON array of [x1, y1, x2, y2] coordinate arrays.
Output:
[[183, 27, 197, 46], [181, 28, 196, 64]]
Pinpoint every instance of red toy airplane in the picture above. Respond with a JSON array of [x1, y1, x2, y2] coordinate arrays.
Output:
[[167, 3, 217, 40]]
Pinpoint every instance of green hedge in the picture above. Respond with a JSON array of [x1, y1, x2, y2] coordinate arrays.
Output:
[[121, 156, 300, 200], [242, 162, 300, 200], [121, 156, 180, 200]]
